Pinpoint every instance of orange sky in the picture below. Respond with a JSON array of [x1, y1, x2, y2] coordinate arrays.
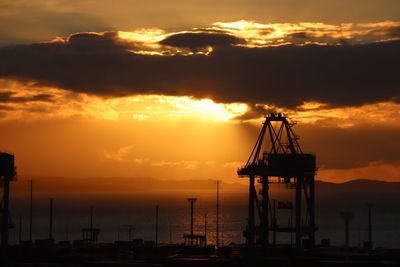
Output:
[[0, 78, 399, 183], [0, 2, 400, 185]]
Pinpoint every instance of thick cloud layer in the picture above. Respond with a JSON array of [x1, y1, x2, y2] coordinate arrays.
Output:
[[160, 32, 244, 48], [0, 32, 399, 107], [0, 91, 53, 103]]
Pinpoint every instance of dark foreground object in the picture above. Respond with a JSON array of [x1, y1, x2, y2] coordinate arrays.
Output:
[[3, 242, 400, 267]]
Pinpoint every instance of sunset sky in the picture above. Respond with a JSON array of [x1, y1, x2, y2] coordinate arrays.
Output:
[[0, 0, 399, 184]]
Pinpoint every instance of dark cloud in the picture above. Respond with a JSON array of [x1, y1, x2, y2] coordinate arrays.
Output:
[[366, 26, 400, 37], [284, 25, 400, 43], [0, 33, 399, 108], [257, 28, 275, 36], [0, 91, 53, 103], [159, 32, 244, 48], [66, 32, 131, 53], [240, 119, 400, 169], [286, 32, 313, 39], [234, 104, 275, 121], [0, 105, 14, 110], [297, 124, 400, 169]]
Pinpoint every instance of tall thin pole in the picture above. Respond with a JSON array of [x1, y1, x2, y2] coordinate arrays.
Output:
[[273, 199, 276, 247], [261, 176, 269, 247], [168, 216, 172, 244], [345, 217, 349, 248], [89, 206, 94, 242], [191, 202, 194, 236], [187, 198, 197, 246], [295, 177, 302, 249], [65, 223, 69, 241], [124, 225, 134, 242], [309, 175, 316, 247], [341, 212, 352, 249], [49, 198, 54, 241], [29, 180, 33, 244], [216, 180, 220, 248], [155, 205, 159, 246], [90, 206, 94, 229], [204, 213, 207, 247], [367, 204, 373, 249], [221, 223, 224, 247], [19, 215, 22, 244], [248, 175, 255, 247], [290, 199, 293, 248]]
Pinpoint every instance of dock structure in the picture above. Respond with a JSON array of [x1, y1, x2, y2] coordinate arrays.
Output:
[[238, 113, 317, 249], [82, 206, 100, 244], [184, 198, 206, 247]]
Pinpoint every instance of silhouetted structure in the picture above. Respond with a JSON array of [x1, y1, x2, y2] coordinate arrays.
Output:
[[155, 205, 159, 246], [185, 198, 206, 246], [0, 152, 16, 264], [82, 206, 100, 244], [49, 198, 54, 241], [221, 223, 224, 247], [168, 217, 173, 244], [124, 224, 135, 242], [215, 180, 221, 248], [187, 198, 196, 246], [29, 180, 33, 243], [367, 204, 373, 249], [183, 234, 206, 247], [340, 212, 353, 248], [18, 216, 22, 244], [238, 113, 317, 249], [204, 213, 208, 247]]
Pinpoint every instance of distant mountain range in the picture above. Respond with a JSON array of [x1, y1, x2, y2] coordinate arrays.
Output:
[[316, 179, 400, 193], [11, 176, 400, 195]]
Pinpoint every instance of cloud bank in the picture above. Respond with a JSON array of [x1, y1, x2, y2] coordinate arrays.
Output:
[[0, 21, 399, 108]]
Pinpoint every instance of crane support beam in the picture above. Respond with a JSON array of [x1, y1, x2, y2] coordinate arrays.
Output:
[[247, 175, 255, 247]]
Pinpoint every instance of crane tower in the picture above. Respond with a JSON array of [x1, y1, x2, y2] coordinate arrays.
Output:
[[238, 113, 316, 249]]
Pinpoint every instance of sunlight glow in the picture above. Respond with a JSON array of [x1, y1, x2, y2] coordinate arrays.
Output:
[[0, 79, 248, 122], [114, 20, 400, 55], [135, 96, 248, 121], [118, 28, 166, 47], [2, 79, 400, 128]]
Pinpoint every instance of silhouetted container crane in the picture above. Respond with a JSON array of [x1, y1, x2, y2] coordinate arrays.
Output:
[[238, 113, 317, 249], [0, 152, 17, 264]]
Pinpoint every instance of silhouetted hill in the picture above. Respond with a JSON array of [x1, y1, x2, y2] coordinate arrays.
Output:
[[10, 176, 400, 217], [316, 179, 400, 193], [12, 176, 400, 196], [12, 176, 246, 195]]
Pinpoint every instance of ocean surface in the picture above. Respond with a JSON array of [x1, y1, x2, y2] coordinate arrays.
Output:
[[8, 191, 400, 248]]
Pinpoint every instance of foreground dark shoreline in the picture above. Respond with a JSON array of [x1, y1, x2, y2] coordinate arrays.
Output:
[[4, 242, 400, 267]]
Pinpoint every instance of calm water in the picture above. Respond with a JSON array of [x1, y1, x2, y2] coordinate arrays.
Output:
[[9, 192, 400, 248]]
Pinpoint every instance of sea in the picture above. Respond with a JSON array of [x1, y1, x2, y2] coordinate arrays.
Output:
[[7, 190, 400, 248]]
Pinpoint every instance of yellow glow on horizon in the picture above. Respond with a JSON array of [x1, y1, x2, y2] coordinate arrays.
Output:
[[133, 96, 248, 122], [2, 79, 400, 129], [0, 79, 248, 122]]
